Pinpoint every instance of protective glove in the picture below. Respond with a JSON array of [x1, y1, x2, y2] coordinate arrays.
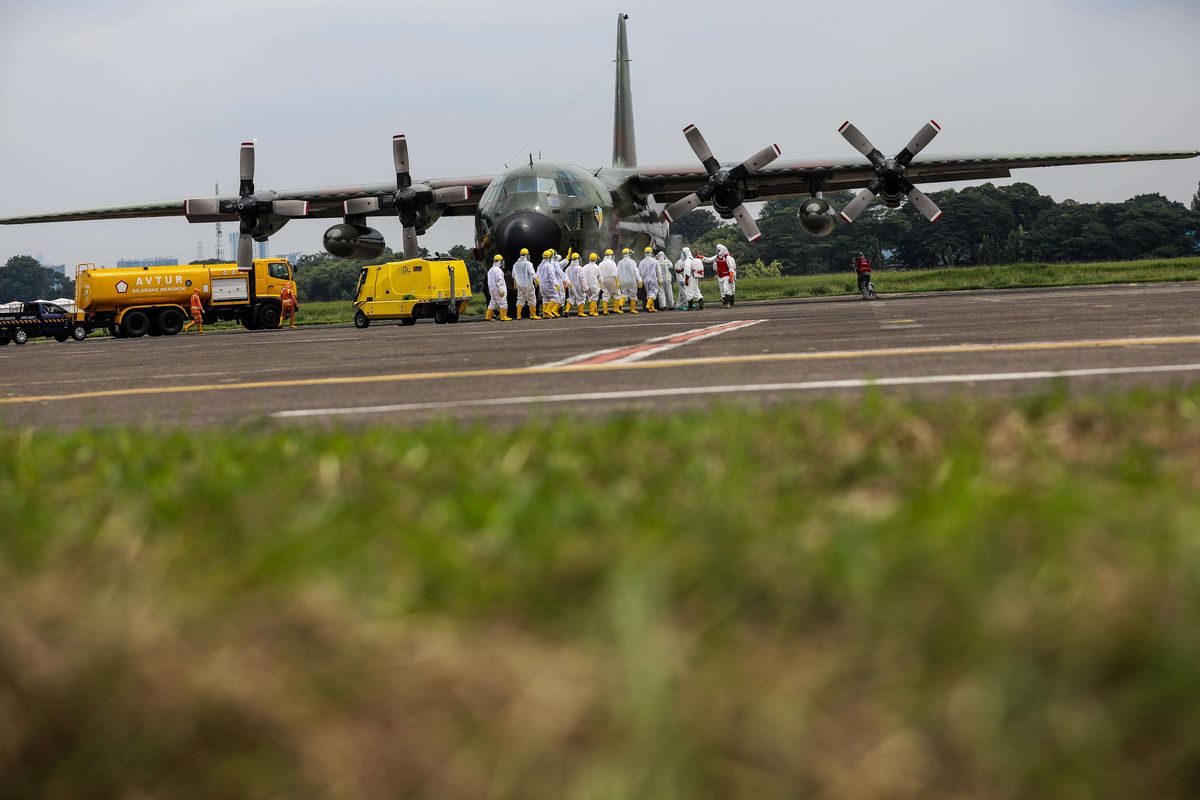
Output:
[[534, 278, 540, 287]]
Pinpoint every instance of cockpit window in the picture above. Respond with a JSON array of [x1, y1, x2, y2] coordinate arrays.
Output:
[[554, 171, 585, 197]]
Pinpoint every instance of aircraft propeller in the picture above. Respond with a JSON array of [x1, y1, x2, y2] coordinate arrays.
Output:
[[343, 134, 470, 259], [837, 120, 943, 224], [662, 124, 781, 243], [184, 142, 309, 270]]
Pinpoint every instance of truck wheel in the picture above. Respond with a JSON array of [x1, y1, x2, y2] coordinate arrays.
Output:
[[157, 308, 185, 336], [433, 306, 449, 325], [447, 308, 461, 324], [71, 324, 89, 341], [354, 310, 370, 329], [257, 304, 281, 330], [399, 317, 416, 327], [54, 333, 70, 343], [121, 311, 151, 338], [241, 311, 259, 331], [14, 329, 29, 345]]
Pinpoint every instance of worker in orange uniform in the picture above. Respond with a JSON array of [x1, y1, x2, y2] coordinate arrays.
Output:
[[182, 288, 205, 334], [280, 283, 299, 328]]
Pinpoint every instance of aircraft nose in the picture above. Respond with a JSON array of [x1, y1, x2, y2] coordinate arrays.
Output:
[[493, 210, 561, 265]]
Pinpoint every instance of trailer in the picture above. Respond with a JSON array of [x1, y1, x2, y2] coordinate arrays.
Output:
[[352, 258, 473, 328]]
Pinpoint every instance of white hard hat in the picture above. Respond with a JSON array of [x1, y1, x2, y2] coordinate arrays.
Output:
[[716, 244, 728, 253]]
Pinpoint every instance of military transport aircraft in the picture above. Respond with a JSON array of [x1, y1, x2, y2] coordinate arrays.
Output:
[[2, 14, 1196, 276]]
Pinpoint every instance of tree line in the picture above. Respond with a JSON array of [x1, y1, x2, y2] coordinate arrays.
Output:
[[0, 256, 75, 304], [675, 181, 1199, 275]]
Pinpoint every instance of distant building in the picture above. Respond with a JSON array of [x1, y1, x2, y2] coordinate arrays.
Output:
[[277, 251, 303, 266], [256, 240, 269, 260], [117, 257, 178, 268]]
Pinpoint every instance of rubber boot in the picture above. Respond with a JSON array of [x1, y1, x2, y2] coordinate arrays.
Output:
[[530, 305, 542, 320], [564, 302, 573, 315], [729, 295, 735, 307], [499, 308, 511, 321], [614, 298, 624, 314], [516, 305, 524, 320], [602, 301, 609, 315], [577, 303, 586, 318], [589, 301, 598, 316], [629, 298, 638, 314], [647, 297, 657, 313], [485, 308, 495, 321], [687, 300, 694, 311]]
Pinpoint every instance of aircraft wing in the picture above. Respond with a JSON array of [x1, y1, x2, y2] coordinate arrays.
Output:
[[0, 174, 495, 225], [635, 150, 1200, 204]]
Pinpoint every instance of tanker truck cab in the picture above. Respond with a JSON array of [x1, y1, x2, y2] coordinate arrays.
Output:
[[240, 258, 296, 330]]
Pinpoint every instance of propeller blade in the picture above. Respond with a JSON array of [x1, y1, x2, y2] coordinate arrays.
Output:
[[897, 120, 941, 166], [239, 141, 255, 188], [184, 198, 221, 217], [237, 232, 254, 271], [738, 143, 782, 176], [270, 200, 309, 217], [663, 193, 703, 223], [432, 186, 470, 204], [393, 134, 411, 188], [838, 121, 885, 167], [344, 197, 381, 215], [729, 143, 783, 181], [731, 204, 762, 243], [401, 227, 420, 259], [838, 178, 884, 224], [901, 180, 943, 222], [683, 124, 720, 174]]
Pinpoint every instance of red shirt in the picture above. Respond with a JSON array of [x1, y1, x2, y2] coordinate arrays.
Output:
[[855, 257, 872, 274]]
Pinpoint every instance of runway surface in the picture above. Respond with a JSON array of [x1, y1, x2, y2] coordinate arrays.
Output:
[[2, 282, 1198, 428]]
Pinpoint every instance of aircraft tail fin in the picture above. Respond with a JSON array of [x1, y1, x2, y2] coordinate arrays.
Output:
[[612, 13, 637, 168]]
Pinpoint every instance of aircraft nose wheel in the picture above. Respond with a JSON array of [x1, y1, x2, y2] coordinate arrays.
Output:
[[354, 310, 370, 329]]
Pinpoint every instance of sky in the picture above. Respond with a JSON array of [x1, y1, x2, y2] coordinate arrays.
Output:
[[1, 0, 1197, 267]]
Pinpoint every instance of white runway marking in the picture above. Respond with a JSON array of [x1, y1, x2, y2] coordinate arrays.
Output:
[[539, 319, 766, 368], [272, 362, 1200, 419]]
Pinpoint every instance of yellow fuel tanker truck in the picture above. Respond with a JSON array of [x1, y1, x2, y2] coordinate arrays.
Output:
[[74, 258, 296, 338]]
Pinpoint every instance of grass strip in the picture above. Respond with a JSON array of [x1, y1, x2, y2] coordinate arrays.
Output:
[[2, 387, 1200, 797]]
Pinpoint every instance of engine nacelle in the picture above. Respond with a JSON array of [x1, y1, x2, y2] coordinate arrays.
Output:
[[250, 215, 291, 241], [798, 198, 838, 238], [323, 224, 386, 260]]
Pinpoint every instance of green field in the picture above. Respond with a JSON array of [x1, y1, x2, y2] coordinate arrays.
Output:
[[4, 387, 1200, 797], [291, 258, 1200, 325]]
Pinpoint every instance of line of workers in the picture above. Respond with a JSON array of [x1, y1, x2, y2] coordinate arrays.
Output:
[[485, 244, 738, 321]]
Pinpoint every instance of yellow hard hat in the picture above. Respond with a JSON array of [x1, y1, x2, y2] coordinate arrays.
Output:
[[589, 252, 598, 261], [604, 248, 613, 255], [519, 247, 529, 255], [542, 248, 554, 258], [493, 254, 503, 262], [644, 246, 653, 253], [622, 247, 631, 254]]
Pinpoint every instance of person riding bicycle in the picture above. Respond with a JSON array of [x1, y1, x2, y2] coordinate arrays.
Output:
[[855, 252, 875, 299]]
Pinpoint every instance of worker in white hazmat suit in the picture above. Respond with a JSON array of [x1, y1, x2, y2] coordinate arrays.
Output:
[[638, 246, 660, 312], [565, 253, 586, 317], [552, 253, 571, 314], [486, 254, 510, 321], [598, 248, 619, 315], [703, 243, 738, 307], [687, 248, 706, 310], [673, 249, 690, 310], [582, 252, 602, 316], [537, 249, 562, 318], [616, 247, 641, 314], [512, 248, 540, 320], [656, 251, 674, 310]]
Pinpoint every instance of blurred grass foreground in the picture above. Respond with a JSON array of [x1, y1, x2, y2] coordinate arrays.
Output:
[[3, 387, 1200, 798]]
